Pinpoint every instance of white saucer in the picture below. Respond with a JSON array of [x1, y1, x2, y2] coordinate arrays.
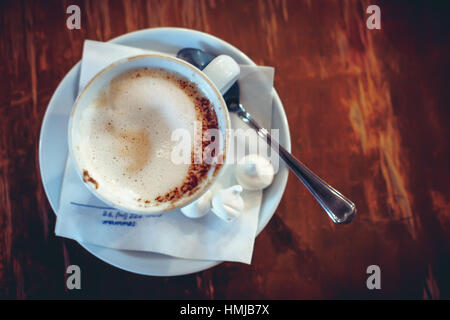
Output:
[[39, 28, 291, 276]]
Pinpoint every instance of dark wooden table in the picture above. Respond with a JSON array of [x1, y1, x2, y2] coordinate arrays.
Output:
[[0, 0, 449, 299]]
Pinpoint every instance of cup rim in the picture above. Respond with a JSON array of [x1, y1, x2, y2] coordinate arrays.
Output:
[[68, 53, 231, 214]]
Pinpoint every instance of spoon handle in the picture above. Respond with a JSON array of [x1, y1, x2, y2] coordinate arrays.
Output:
[[235, 104, 356, 224]]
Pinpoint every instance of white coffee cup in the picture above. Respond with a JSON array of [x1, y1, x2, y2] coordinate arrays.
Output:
[[68, 53, 240, 214]]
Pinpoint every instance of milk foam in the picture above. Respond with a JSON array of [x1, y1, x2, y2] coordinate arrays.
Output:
[[76, 68, 199, 210]]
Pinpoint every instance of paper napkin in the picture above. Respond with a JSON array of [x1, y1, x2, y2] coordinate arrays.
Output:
[[55, 40, 274, 264]]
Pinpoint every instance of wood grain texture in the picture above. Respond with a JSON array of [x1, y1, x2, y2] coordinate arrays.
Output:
[[0, 0, 449, 299]]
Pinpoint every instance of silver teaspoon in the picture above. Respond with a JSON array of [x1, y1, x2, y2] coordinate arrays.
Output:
[[177, 48, 356, 224]]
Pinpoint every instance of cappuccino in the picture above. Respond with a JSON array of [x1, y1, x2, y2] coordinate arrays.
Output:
[[73, 67, 220, 211]]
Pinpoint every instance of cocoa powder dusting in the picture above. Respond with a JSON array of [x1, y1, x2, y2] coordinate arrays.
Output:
[[152, 71, 222, 204], [83, 170, 99, 189]]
